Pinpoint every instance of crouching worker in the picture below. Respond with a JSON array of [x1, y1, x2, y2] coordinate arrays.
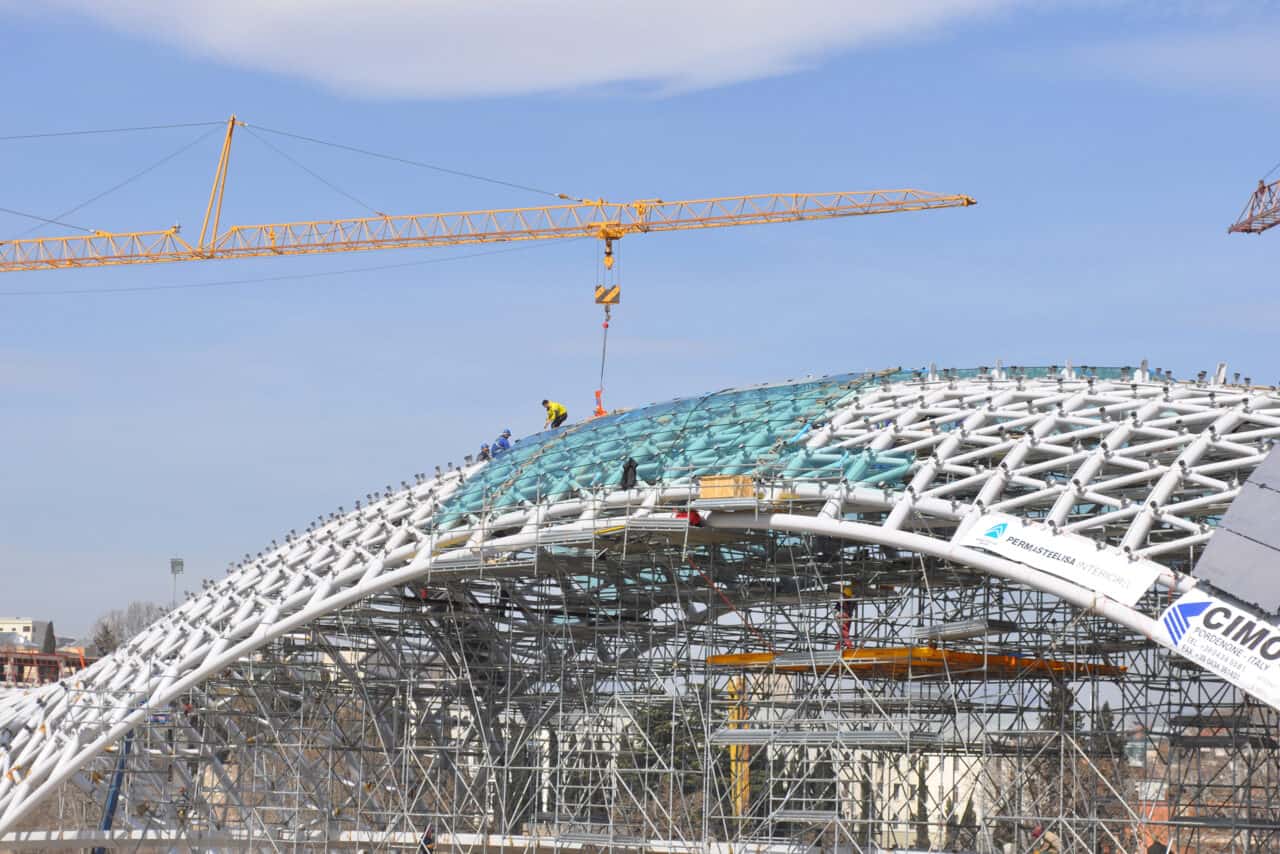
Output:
[[542, 399, 568, 429]]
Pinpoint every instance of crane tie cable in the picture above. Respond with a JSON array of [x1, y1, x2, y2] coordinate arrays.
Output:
[[5, 125, 222, 242], [0, 121, 224, 142], [0, 207, 93, 234], [241, 126, 384, 216], [246, 123, 580, 202]]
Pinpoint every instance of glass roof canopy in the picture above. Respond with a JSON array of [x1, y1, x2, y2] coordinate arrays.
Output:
[[434, 370, 910, 528], [433, 365, 1132, 530]]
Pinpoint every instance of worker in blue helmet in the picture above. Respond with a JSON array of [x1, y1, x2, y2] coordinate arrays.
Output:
[[492, 429, 512, 457]]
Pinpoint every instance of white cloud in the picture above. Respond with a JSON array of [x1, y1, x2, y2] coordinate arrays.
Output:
[[38, 0, 1019, 98]]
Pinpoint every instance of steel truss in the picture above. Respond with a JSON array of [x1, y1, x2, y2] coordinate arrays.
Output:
[[3, 364, 1280, 852]]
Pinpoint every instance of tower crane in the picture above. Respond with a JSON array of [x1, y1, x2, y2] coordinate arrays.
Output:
[[0, 116, 976, 274], [1, 115, 976, 413], [1229, 178, 1280, 234]]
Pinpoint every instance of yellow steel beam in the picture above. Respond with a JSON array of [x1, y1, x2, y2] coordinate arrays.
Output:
[[727, 677, 749, 820], [707, 646, 1126, 680], [0, 190, 975, 273]]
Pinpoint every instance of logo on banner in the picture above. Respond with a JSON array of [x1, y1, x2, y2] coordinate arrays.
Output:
[[1158, 592, 1280, 713], [960, 512, 1160, 607], [1163, 600, 1211, 646], [983, 522, 1008, 540]]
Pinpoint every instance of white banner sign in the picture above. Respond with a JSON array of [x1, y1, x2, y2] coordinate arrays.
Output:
[[1160, 588, 1280, 712], [959, 512, 1161, 606]]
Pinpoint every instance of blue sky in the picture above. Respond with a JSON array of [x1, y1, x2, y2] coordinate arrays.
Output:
[[2, 1, 1277, 632]]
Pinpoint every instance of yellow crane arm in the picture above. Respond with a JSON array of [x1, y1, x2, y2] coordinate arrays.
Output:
[[0, 190, 975, 273], [0, 116, 973, 272]]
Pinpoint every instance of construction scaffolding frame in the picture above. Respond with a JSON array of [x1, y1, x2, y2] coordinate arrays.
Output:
[[3, 364, 1280, 853]]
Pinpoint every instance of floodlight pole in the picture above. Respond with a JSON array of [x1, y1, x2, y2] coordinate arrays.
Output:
[[170, 558, 184, 609]]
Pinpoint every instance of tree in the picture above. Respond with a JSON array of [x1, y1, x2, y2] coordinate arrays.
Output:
[[1039, 680, 1083, 733], [91, 622, 120, 655], [88, 601, 166, 653], [959, 796, 978, 848], [1027, 682, 1134, 845], [1092, 701, 1124, 753], [914, 756, 931, 849]]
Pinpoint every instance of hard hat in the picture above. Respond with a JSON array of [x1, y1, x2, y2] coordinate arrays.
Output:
[[1031, 825, 1044, 838], [503, 429, 511, 436]]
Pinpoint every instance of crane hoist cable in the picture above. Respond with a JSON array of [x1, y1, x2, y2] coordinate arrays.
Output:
[[595, 306, 611, 419], [592, 237, 621, 417]]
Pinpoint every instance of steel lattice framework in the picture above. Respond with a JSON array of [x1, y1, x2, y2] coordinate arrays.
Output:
[[3, 364, 1280, 852]]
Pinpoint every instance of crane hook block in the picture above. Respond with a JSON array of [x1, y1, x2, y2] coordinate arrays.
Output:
[[594, 284, 621, 305]]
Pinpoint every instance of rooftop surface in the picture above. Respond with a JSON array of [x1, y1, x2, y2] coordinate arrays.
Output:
[[435, 365, 1130, 528]]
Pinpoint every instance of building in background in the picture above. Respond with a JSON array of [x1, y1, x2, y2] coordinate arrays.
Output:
[[0, 618, 93, 687]]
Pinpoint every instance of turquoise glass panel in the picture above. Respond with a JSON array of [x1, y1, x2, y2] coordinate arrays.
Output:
[[433, 366, 1129, 529]]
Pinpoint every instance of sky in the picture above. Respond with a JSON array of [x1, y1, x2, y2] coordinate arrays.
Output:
[[1, 1, 1278, 633]]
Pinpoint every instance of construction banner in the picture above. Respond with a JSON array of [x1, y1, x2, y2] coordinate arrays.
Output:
[[1160, 587, 1280, 712], [960, 512, 1161, 606]]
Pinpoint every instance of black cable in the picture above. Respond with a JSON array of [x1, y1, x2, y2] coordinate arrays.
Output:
[[0, 239, 583, 297], [241, 126, 383, 216], [0, 121, 223, 142], [0, 206, 93, 233], [7, 126, 222, 242], [246, 123, 575, 201], [1264, 157, 1280, 182]]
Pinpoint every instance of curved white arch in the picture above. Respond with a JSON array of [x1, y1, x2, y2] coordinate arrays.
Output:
[[3, 364, 1278, 834]]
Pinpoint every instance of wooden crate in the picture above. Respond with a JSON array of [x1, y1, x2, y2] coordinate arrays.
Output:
[[698, 474, 754, 499]]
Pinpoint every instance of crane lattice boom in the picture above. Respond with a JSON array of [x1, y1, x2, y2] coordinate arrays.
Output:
[[1, 115, 974, 273], [1, 190, 975, 273], [1229, 178, 1280, 234]]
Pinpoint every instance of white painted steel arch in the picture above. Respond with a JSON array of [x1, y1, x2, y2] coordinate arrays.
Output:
[[3, 364, 1279, 834]]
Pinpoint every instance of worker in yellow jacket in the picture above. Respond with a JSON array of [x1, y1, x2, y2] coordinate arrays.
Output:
[[542, 399, 568, 429]]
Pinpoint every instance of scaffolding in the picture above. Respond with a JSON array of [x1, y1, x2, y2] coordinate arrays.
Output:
[[3, 365, 1280, 852]]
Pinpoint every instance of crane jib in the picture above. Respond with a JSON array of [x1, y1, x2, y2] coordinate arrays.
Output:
[[1, 191, 975, 273]]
